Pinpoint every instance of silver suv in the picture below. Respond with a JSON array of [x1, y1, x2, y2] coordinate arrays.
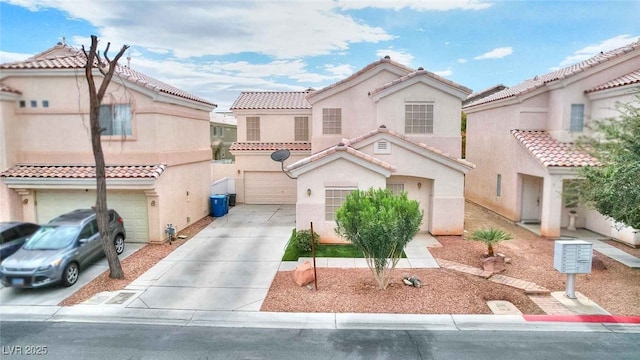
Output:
[[0, 209, 126, 288]]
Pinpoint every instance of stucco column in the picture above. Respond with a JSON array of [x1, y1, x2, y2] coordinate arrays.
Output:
[[145, 190, 161, 244], [540, 174, 563, 238], [15, 189, 37, 223]]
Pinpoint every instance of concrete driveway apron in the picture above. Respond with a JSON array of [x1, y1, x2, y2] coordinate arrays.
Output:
[[125, 205, 294, 312]]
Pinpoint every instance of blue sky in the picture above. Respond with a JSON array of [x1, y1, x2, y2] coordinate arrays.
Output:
[[1, 0, 638, 111]]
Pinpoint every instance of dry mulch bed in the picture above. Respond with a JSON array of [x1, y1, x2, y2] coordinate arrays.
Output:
[[261, 202, 640, 316], [59, 216, 214, 306]]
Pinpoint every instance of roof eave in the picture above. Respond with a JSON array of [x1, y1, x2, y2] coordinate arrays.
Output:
[[2, 177, 158, 189]]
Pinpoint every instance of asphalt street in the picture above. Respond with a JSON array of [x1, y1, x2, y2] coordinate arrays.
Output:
[[2, 321, 639, 360]]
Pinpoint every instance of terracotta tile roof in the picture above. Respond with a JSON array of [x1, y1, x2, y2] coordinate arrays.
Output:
[[511, 130, 599, 167], [463, 84, 508, 105], [306, 57, 414, 100], [286, 143, 396, 173], [0, 82, 21, 95], [369, 69, 472, 97], [230, 142, 311, 151], [585, 69, 640, 93], [0, 164, 166, 179], [0, 45, 216, 108], [344, 127, 475, 169], [230, 91, 312, 110], [464, 40, 640, 108]]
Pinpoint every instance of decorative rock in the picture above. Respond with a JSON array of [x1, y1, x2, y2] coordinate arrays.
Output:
[[293, 261, 315, 286], [592, 254, 607, 270], [403, 275, 421, 288], [504, 257, 512, 264], [482, 256, 506, 273]]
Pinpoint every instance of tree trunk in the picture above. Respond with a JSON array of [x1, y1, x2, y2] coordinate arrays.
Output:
[[487, 244, 494, 257], [84, 35, 129, 279]]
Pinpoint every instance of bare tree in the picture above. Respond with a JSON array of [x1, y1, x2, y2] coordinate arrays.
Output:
[[82, 35, 129, 279]]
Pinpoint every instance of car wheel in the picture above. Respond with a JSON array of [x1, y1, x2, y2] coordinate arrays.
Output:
[[114, 235, 125, 255], [61, 262, 79, 287]]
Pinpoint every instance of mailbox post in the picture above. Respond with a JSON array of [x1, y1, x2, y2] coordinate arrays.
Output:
[[553, 240, 593, 299]]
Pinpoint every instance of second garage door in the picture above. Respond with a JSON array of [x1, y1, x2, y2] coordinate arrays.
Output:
[[244, 171, 296, 204], [35, 190, 149, 243]]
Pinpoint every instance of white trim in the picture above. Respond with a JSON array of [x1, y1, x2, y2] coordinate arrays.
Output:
[[586, 84, 640, 100], [289, 151, 393, 178], [370, 75, 470, 102], [351, 133, 473, 173], [2, 177, 157, 189], [307, 63, 411, 104]]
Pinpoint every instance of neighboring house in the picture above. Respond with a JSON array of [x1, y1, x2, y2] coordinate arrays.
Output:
[[230, 57, 473, 242], [210, 111, 237, 163], [0, 43, 217, 243], [464, 40, 640, 246]]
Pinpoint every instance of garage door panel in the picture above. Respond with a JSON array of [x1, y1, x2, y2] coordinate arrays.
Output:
[[244, 172, 296, 204], [36, 190, 148, 243]]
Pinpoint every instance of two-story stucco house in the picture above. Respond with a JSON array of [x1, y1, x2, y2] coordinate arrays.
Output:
[[0, 43, 217, 243], [229, 57, 474, 242], [210, 111, 237, 163], [464, 40, 640, 246]]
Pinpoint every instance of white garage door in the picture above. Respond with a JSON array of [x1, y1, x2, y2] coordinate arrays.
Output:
[[36, 190, 148, 243], [244, 172, 296, 204]]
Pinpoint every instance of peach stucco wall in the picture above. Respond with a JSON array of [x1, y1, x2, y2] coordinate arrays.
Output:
[[234, 109, 311, 143], [295, 158, 387, 243], [0, 72, 214, 242], [464, 51, 639, 244]]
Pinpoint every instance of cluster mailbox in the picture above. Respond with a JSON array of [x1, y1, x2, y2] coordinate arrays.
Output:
[[553, 240, 593, 299], [553, 240, 593, 273]]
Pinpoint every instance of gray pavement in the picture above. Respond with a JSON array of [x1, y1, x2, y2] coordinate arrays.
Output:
[[124, 204, 294, 312]]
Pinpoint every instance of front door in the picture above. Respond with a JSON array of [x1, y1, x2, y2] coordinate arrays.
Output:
[[521, 176, 542, 223]]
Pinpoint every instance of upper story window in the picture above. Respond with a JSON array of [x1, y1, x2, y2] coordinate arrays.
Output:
[[570, 104, 584, 132], [99, 104, 132, 136], [295, 116, 309, 141], [322, 108, 341, 135], [405, 103, 433, 134], [246, 116, 260, 141]]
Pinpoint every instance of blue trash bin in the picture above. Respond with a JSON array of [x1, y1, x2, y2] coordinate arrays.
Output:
[[209, 195, 226, 217]]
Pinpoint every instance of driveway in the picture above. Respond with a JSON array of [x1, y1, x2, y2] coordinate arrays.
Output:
[[124, 204, 294, 311], [0, 243, 143, 306]]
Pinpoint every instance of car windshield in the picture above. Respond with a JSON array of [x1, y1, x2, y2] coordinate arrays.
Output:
[[23, 225, 79, 250]]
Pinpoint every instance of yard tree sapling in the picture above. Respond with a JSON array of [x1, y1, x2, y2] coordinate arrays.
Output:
[[334, 188, 422, 290], [467, 227, 512, 257]]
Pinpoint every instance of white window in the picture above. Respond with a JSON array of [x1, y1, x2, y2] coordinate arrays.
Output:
[[246, 117, 260, 141], [295, 116, 309, 141], [99, 104, 132, 136], [386, 183, 404, 195], [405, 103, 433, 134], [323, 108, 341, 134], [325, 187, 356, 221], [570, 104, 584, 132]]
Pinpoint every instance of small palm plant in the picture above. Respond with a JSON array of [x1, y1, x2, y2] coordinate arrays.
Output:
[[467, 228, 512, 257]]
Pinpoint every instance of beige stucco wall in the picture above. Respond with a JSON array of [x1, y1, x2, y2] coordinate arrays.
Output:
[[0, 72, 214, 242], [375, 81, 464, 157], [234, 109, 311, 142], [295, 158, 387, 243], [310, 69, 402, 151]]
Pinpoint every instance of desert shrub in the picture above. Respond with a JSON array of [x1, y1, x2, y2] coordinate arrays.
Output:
[[293, 229, 320, 252]]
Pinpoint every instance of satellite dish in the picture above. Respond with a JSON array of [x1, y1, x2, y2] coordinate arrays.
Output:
[[270, 149, 291, 163]]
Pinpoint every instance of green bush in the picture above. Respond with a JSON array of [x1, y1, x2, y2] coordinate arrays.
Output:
[[293, 229, 320, 252]]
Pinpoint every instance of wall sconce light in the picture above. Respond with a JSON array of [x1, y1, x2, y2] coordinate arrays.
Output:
[[22, 198, 29, 204], [237, 169, 241, 174], [151, 200, 156, 207], [417, 182, 422, 190], [307, 188, 312, 197]]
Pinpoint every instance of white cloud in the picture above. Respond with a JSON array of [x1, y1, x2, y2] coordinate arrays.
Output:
[[0, 50, 35, 63], [557, 34, 638, 67], [474, 47, 513, 60], [434, 68, 453, 77], [325, 64, 355, 78], [457, 58, 467, 64], [337, 0, 493, 11], [8, 0, 394, 59], [375, 48, 415, 66]]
